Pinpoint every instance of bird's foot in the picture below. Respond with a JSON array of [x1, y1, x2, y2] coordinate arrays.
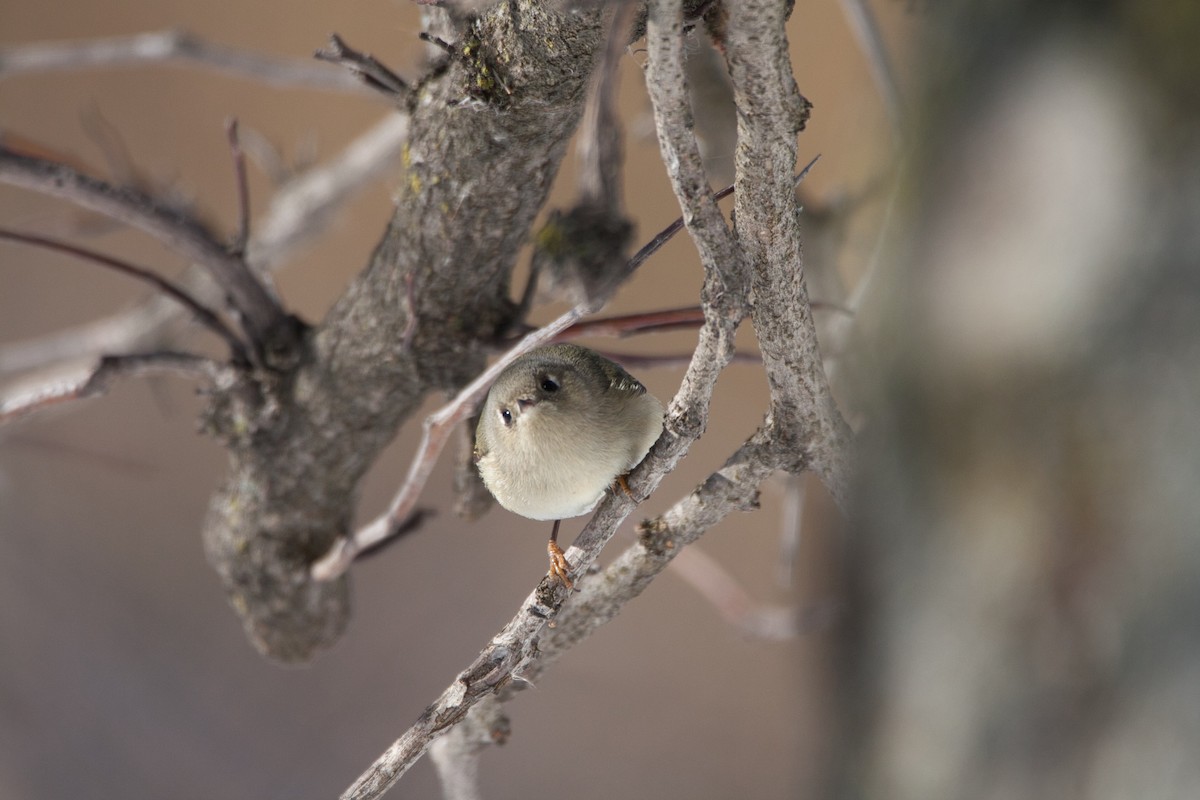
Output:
[[547, 538, 575, 590]]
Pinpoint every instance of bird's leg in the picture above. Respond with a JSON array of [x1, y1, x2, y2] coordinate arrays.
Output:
[[547, 519, 574, 589], [613, 473, 634, 498]]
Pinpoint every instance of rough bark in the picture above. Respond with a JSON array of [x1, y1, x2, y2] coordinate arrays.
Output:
[[201, 3, 607, 661]]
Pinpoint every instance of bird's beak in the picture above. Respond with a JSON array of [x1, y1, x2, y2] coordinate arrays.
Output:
[[516, 397, 537, 412]]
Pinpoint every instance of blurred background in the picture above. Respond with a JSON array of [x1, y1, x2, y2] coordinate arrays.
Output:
[[3, 1, 1197, 799]]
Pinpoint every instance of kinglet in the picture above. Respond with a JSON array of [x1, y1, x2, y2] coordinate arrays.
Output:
[[474, 343, 664, 587]]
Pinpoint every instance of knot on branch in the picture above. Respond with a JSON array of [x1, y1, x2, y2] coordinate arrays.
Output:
[[637, 516, 675, 556], [532, 204, 633, 306]]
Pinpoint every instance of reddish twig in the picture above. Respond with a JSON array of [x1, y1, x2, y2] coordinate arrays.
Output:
[[225, 118, 251, 255]]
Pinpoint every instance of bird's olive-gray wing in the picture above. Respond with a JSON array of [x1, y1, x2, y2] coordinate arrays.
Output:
[[599, 357, 647, 397]]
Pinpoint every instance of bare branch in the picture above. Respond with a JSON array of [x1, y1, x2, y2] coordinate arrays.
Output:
[[0, 29, 372, 95], [724, 1, 854, 509], [314, 34, 410, 98], [0, 227, 249, 363], [225, 118, 252, 255], [553, 305, 705, 339], [247, 112, 408, 267], [836, 0, 904, 138], [644, 2, 744, 296], [0, 113, 408, 378], [0, 145, 297, 363], [0, 352, 223, 426]]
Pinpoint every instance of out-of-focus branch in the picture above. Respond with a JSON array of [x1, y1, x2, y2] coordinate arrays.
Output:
[[248, 113, 409, 268], [0, 227, 248, 362], [667, 538, 814, 640], [0, 113, 409, 377], [0, 352, 225, 425], [0, 146, 298, 365], [529, 1, 636, 307], [0, 29, 373, 95], [836, 0, 904, 138], [314, 33, 410, 98]]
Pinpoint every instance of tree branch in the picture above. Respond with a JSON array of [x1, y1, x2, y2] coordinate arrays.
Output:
[[0, 352, 226, 425], [0, 227, 248, 363], [0, 29, 373, 95], [0, 113, 409, 378], [0, 146, 299, 365], [724, 0, 854, 510]]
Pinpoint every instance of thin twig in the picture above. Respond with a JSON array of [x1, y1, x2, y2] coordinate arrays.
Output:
[[0, 227, 249, 363], [225, 118, 251, 255], [315, 34, 409, 97], [0, 29, 372, 95], [0, 352, 223, 426], [836, 0, 904, 140], [0, 145, 292, 359], [777, 473, 806, 590], [0, 113, 409, 378], [626, 181, 735, 274], [594, 348, 760, 370], [554, 306, 704, 338], [661, 540, 809, 640]]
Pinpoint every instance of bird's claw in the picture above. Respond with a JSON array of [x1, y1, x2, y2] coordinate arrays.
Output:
[[547, 538, 575, 590]]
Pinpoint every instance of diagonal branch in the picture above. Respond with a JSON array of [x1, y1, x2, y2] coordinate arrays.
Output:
[[0, 227, 248, 362], [0, 113, 409, 378], [0, 146, 297, 364]]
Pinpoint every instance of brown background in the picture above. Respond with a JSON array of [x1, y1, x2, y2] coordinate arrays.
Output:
[[0, 2, 906, 797]]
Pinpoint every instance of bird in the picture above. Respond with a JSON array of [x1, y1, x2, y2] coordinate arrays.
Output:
[[474, 343, 664, 588]]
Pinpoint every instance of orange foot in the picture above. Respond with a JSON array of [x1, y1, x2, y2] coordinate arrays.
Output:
[[547, 537, 574, 590], [613, 473, 634, 498]]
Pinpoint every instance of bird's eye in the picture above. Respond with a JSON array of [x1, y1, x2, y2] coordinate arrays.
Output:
[[540, 376, 559, 393], [500, 408, 513, 425]]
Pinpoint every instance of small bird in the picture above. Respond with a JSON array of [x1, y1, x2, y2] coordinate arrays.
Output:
[[474, 344, 664, 588]]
